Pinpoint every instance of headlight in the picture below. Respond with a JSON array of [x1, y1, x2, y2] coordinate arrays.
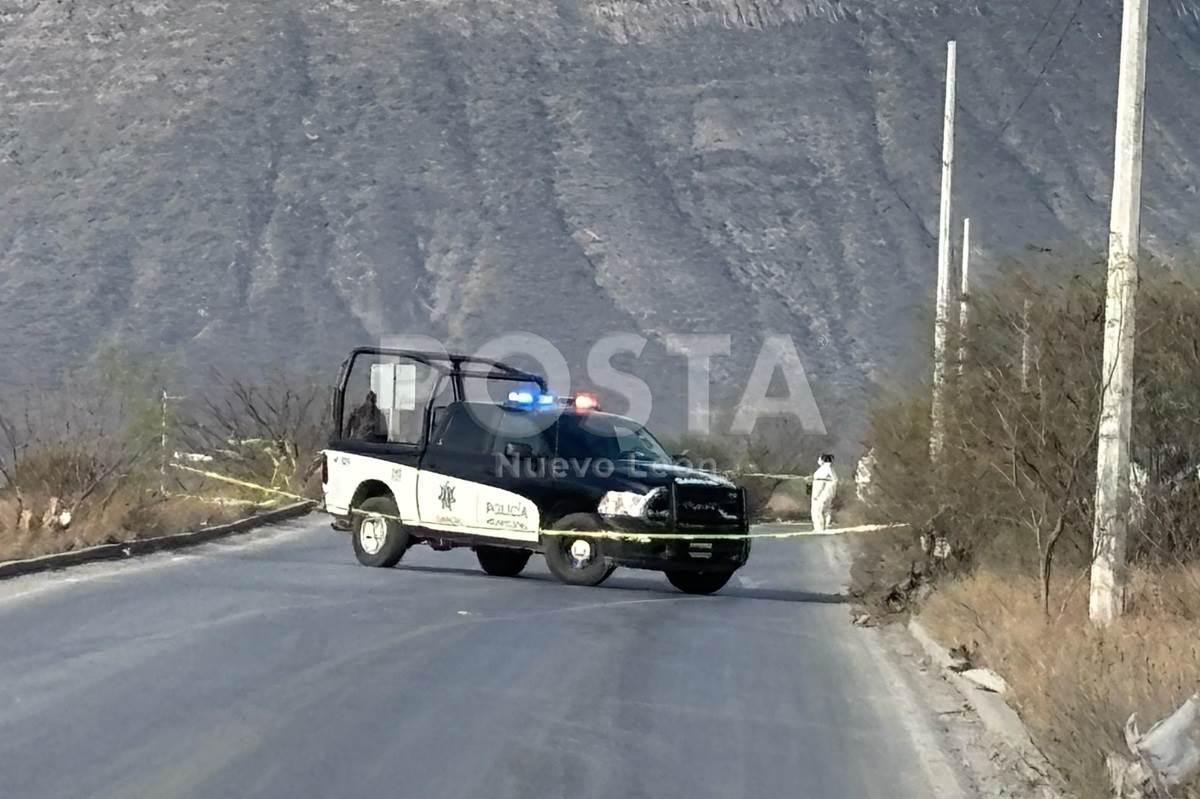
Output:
[[597, 488, 663, 518]]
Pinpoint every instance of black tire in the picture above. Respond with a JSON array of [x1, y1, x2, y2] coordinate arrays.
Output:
[[665, 569, 735, 595], [543, 513, 615, 587], [476, 546, 532, 577], [352, 495, 409, 568]]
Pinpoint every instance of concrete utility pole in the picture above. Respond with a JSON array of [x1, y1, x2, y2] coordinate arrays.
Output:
[[957, 217, 971, 376], [930, 40, 957, 460], [1091, 0, 1150, 626]]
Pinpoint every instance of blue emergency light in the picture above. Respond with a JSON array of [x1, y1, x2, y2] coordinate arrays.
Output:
[[506, 388, 557, 409]]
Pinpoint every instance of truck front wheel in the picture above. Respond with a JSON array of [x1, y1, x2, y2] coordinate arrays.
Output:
[[665, 569, 734, 595]]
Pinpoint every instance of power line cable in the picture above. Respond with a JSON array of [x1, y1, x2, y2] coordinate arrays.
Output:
[[1026, 0, 1069, 55], [999, 0, 1085, 137]]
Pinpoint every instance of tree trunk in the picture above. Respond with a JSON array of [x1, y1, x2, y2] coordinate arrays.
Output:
[[1040, 516, 1066, 618]]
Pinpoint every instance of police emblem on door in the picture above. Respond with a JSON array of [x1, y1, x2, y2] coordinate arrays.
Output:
[[438, 482, 456, 510]]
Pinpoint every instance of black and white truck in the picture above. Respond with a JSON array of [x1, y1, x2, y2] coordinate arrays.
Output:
[[321, 348, 751, 594]]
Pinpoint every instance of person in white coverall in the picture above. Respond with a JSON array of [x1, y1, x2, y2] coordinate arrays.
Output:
[[810, 454, 839, 532]]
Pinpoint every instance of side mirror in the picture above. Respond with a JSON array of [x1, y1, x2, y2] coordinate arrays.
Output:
[[504, 442, 536, 460], [672, 451, 691, 466]]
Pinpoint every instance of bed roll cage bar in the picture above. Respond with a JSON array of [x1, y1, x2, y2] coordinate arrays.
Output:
[[331, 347, 547, 440]]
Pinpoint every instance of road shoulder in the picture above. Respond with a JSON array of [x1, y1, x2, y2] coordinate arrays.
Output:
[[821, 535, 1061, 798], [0, 502, 314, 581]]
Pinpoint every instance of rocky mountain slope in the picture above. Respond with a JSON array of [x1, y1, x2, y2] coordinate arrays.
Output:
[[2, 0, 1199, 445]]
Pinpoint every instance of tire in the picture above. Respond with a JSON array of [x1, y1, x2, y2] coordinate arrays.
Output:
[[352, 495, 409, 568], [543, 513, 615, 587], [665, 569, 734, 595], [476, 546, 532, 577]]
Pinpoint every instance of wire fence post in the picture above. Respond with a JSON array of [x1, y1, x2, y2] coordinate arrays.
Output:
[[160, 390, 185, 495]]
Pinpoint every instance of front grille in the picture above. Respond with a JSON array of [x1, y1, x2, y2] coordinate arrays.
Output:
[[672, 484, 745, 531]]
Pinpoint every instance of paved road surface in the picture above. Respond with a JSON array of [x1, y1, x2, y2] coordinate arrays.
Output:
[[0, 518, 967, 798]]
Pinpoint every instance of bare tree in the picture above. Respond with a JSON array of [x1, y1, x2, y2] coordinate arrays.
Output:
[[869, 266, 1200, 618], [176, 370, 326, 494]]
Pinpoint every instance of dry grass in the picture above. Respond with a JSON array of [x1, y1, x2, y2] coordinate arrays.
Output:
[[921, 566, 1200, 798], [0, 489, 251, 561], [853, 269, 1200, 795], [0, 365, 324, 563]]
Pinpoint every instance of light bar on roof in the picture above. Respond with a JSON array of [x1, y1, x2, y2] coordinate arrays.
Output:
[[507, 390, 535, 405]]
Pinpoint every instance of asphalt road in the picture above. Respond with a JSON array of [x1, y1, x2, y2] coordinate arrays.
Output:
[[0, 518, 967, 798]]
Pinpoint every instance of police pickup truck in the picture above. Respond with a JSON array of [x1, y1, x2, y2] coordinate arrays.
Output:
[[321, 348, 750, 594]]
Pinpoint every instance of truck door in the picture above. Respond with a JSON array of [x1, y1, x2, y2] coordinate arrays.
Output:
[[418, 404, 497, 531], [476, 409, 551, 540], [418, 404, 543, 541], [332, 353, 442, 521]]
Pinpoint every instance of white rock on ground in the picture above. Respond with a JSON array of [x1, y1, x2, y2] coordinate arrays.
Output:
[[1126, 693, 1200, 787], [959, 668, 1009, 695]]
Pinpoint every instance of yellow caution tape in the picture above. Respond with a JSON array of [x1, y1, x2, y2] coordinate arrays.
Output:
[[170, 463, 318, 506], [161, 490, 281, 507], [538, 522, 905, 540], [169, 462, 904, 541], [730, 472, 814, 481]]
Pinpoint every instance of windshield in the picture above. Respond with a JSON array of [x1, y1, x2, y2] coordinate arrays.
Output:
[[555, 413, 672, 464]]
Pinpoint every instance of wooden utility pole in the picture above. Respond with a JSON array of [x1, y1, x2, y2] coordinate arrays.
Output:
[[957, 217, 971, 376], [1091, 0, 1150, 626], [930, 40, 957, 460]]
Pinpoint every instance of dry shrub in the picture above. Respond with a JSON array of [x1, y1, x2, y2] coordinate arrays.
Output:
[[663, 431, 739, 471], [0, 356, 162, 559], [0, 358, 322, 562], [743, 416, 833, 478], [866, 265, 1200, 611], [848, 525, 931, 618], [0, 477, 251, 561], [859, 389, 936, 523], [131, 496, 244, 538], [662, 418, 834, 520], [174, 370, 326, 503], [922, 566, 1200, 799], [742, 418, 835, 520], [860, 262, 1200, 795]]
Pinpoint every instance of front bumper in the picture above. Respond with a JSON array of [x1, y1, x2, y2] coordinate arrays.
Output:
[[603, 535, 751, 572]]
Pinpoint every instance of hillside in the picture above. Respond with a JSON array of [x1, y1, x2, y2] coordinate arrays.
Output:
[[2, 0, 1200, 446]]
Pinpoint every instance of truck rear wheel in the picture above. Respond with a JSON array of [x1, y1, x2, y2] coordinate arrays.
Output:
[[543, 513, 615, 587], [665, 569, 734, 595], [476, 546, 531, 577], [352, 495, 409, 568]]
